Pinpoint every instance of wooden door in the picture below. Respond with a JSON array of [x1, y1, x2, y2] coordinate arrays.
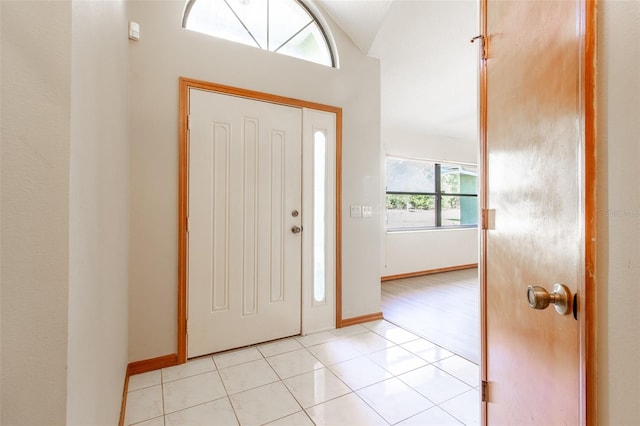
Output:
[[187, 89, 302, 357], [481, 0, 593, 424]]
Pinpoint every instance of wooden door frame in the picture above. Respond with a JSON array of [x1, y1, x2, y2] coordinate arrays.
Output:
[[177, 77, 343, 363], [478, 0, 597, 424]]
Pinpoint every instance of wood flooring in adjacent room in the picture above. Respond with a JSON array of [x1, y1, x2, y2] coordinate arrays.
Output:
[[381, 268, 480, 364]]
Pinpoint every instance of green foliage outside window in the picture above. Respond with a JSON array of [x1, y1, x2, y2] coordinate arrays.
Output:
[[386, 157, 478, 229], [386, 194, 435, 210]]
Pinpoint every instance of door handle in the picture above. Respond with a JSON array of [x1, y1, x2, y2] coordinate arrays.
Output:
[[291, 225, 302, 234], [527, 283, 571, 315]]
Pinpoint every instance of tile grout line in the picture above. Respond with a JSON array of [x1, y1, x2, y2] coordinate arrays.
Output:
[[126, 320, 478, 426], [160, 367, 166, 424]]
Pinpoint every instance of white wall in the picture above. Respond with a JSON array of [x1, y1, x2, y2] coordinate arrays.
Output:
[[372, 0, 480, 276], [127, 0, 381, 361], [67, 1, 130, 424], [382, 131, 479, 276], [1, 2, 71, 423], [596, 1, 640, 424], [1, 1, 130, 424], [384, 229, 477, 276]]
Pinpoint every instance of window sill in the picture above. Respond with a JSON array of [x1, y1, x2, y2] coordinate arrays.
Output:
[[386, 225, 478, 233]]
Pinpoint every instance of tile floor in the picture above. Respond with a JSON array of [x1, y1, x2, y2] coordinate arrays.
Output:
[[124, 320, 479, 426]]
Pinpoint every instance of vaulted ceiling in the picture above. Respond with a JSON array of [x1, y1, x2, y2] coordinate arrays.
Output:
[[316, 0, 479, 144]]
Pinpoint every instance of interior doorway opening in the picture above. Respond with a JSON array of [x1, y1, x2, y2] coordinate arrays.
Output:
[[377, 0, 481, 372]]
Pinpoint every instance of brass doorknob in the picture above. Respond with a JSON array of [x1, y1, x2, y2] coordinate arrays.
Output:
[[291, 225, 302, 234], [527, 283, 571, 315]]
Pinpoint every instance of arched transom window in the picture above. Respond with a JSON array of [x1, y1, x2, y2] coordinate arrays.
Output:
[[183, 0, 336, 67]]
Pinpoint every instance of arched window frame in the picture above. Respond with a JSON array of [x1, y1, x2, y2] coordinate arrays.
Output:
[[181, 0, 339, 68]]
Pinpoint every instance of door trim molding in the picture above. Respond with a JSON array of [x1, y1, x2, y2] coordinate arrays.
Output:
[[177, 77, 343, 363], [583, 0, 597, 423], [119, 353, 180, 426], [381, 264, 478, 282], [478, 3, 488, 425], [340, 312, 384, 327]]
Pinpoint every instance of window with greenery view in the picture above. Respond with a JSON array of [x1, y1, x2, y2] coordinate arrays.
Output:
[[183, 0, 335, 67], [386, 156, 478, 230]]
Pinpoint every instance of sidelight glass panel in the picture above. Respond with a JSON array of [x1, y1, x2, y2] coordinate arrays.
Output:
[[313, 130, 326, 303]]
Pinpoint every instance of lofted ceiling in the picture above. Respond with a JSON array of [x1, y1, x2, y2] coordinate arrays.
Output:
[[314, 0, 394, 53], [315, 0, 479, 145]]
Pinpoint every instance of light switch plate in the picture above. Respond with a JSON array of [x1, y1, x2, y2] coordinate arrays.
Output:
[[350, 205, 362, 218], [362, 205, 373, 218], [129, 21, 140, 40]]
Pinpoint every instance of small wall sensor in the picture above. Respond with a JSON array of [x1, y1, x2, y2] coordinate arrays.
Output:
[[129, 21, 140, 41]]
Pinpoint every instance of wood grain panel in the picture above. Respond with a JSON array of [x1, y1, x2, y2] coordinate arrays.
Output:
[[481, 0, 590, 423]]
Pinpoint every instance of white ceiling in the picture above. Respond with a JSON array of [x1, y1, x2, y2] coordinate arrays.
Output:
[[315, 0, 394, 53], [315, 0, 479, 144]]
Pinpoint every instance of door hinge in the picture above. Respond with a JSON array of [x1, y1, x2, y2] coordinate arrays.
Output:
[[481, 209, 495, 230], [482, 380, 489, 402], [186, 216, 190, 233], [471, 34, 488, 61], [187, 115, 191, 130]]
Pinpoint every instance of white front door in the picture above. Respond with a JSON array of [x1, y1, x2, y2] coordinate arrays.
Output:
[[188, 88, 302, 357]]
